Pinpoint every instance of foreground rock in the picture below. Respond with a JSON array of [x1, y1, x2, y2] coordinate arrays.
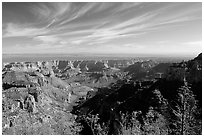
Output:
[[2, 63, 94, 135]]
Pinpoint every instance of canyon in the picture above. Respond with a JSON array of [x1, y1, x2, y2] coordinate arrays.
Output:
[[2, 54, 202, 135]]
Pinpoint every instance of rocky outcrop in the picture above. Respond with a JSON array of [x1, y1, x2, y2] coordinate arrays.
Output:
[[24, 94, 37, 113], [2, 61, 96, 135]]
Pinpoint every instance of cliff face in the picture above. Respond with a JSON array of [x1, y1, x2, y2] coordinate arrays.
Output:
[[3, 59, 139, 73], [3, 59, 173, 83], [2, 59, 151, 88]]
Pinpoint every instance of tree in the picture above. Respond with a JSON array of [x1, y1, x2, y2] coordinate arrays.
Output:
[[142, 107, 168, 135], [172, 75, 198, 134]]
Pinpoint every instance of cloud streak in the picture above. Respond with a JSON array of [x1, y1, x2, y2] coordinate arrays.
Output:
[[183, 41, 202, 45], [3, 23, 48, 37]]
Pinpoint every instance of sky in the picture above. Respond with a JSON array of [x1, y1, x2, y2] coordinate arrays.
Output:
[[2, 2, 202, 56]]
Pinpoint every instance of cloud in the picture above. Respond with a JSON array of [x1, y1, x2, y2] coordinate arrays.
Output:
[[29, 3, 52, 20], [58, 3, 98, 26], [2, 3, 202, 54], [156, 40, 169, 44], [29, 3, 71, 22], [157, 16, 200, 26], [64, 12, 156, 44], [123, 43, 144, 49], [3, 23, 48, 38], [4, 3, 200, 40], [70, 40, 84, 45], [33, 35, 61, 43], [58, 4, 201, 45], [183, 41, 202, 45], [45, 19, 56, 28], [105, 12, 157, 31]]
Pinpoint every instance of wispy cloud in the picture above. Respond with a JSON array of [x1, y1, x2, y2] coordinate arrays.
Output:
[[183, 41, 202, 45], [156, 40, 169, 44], [3, 3, 200, 40], [3, 23, 48, 38], [33, 35, 61, 43], [2, 2, 202, 54]]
